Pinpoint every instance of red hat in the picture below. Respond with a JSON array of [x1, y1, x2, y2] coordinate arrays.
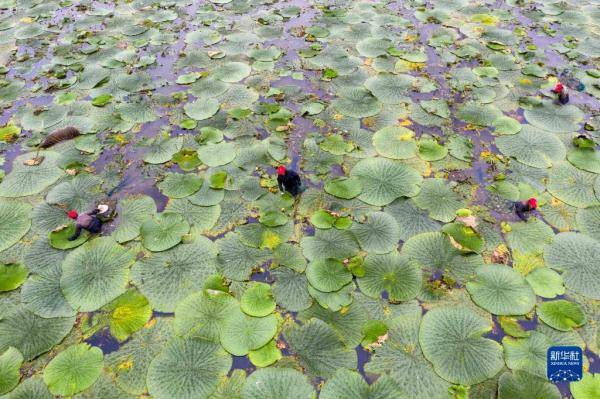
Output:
[[277, 165, 286, 176], [528, 198, 537, 209], [67, 210, 78, 219], [554, 83, 564, 93]]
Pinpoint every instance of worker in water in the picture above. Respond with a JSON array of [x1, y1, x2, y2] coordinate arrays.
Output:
[[514, 198, 537, 221], [67, 205, 108, 240], [552, 83, 569, 105], [277, 165, 302, 196]]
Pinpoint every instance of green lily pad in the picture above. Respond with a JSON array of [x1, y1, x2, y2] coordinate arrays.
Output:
[[61, 237, 135, 312], [158, 173, 203, 198], [43, 344, 103, 397], [306, 258, 353, 293], [358, 251, 422, 301], [466, 265, 536, 315], [524, 101, 584, 133], [220, 310, 278, 356], [241, 282, 276, 317], [502, 332, 552, 378], [321, 368, 402, 399], [0, 264, 28, 292], [140, 212, 190, 252], [351, 212, 400, 254], [350, 158, 422, 206], [103, 290, 152, 342], [373, 126, 417, 160], [172, 148, 202, 171], [248, 339, 281, 368], [242, 368, 315, 399], [441, 222, 485, 253], [571, 373, 600, 399], [184, 98, 220, 121], [544, 232, 600, 299], [147, 337, 230, 399], [0, 347, 23, 395], [332, 87, 382, 118], [538, 300, 587, 331], [413, 179, 465, 223], [324, 177, 363, 199], [0, 152, 63, 197], [419, 306, 504, 385], [525, 268, 565, 298]]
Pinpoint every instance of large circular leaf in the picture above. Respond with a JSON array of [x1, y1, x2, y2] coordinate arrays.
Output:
[[320, 368, 403, 399], [197, 142, 237, 167], [332, 87, 382, 118], [0, 200, 31, 252], [212, 62, 251, 83], [240, 282, 276, 317], [538, 299, 587, 331], [372, 126, 417, 160], [576, 206, 600, 241], [174, 291, 238, 341], [158, 173, 203, 198], [184, 98, 220, 120], [365, 74, 414, 104], [43, 344, 103, 397], [496, 125, 566, 168], [306, 258, 353, 292], [45, 174, 102, 212], [242, 368, 315, 399], [113, 195, 157, 243], [132, 238, 218, 312], [498, 370, 560, 399], [413, 178, 465, 222], [351, 212, 400, 254], [0, 264, 28, 292], [147, 337, 231, 399], [61, 237, 135, 312], [103, 290, 152, 342], [524, 101, 584, 133], [301, 229, 359, 261], [350, 158, 422, 206], [284, 318, 356, 378], [358, 251, 422, 301], [0, 347, 23, 395], [324, 177, 363, 199], [0, 152, 63, 197], [547, 163, 600, 208], [419, 306, 504, 385], [0, 306, 74, 361], [502, 332, 551, 378], [544, 232, 600, 299], [140, 212, 190, 252], [466, 265, 536, 315], [219, 310, 278, 356], [403, 232, 483, 282]]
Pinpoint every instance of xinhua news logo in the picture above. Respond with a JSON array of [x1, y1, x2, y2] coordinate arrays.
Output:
[[547, 346, 583, 382]]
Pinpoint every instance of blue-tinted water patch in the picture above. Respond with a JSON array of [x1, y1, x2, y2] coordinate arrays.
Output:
[[229, 355, 255, 376], [86, 328, 120, 355]]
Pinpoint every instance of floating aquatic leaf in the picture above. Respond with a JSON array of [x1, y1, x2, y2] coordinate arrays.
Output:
[[140, 212, 190, 252], [306, 258, 352, 292], [285, 318, 356, 378], [158, 173, 203, 198], [413, 178, 465, 223], [242, 368, 315, 399], [0, 347, 23, 395], [103, 290, 152, 342], [320, 368, 404, 399], [571, 373, 600, 399], [113, 195, 157, 243], [0, 263, 27, 292], [544, 232, 600, 299], [538, 300, 587, 331], [350, 158, 422, 206], [0, 152, 63, 197], [49, 223, 89, 250], [372, 126, 417, 160], [525, 267, 565, 298], [419, 306, 504, 385], [524, 101, 584, 133], [61, 237, 135, 312], [241, 282, 276, 317], [147, 337, 231, 399], [332, 87, 382, 118], [466, 265, 536, 315], [248, 339, 281, 368], [503, 332, 551, 378], [358, 251, 421, 301], [43, 344, 103, 396], [220, 310, 278, 356], [496, 125, 566, 168], [132, 238, 218, 312]]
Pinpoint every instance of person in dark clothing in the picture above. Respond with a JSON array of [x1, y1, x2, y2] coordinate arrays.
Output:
[[514, 198, 537, 221], [277, 165, 302, 196], [552, 83, 569, 105], [67, 208, 103, 240]]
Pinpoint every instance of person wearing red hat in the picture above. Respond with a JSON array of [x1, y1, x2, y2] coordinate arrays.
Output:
[[276, 165, 302, 196], [514, 198, 538, 221], [552, 83, 569, 105], [67, 207, 103, 241]]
